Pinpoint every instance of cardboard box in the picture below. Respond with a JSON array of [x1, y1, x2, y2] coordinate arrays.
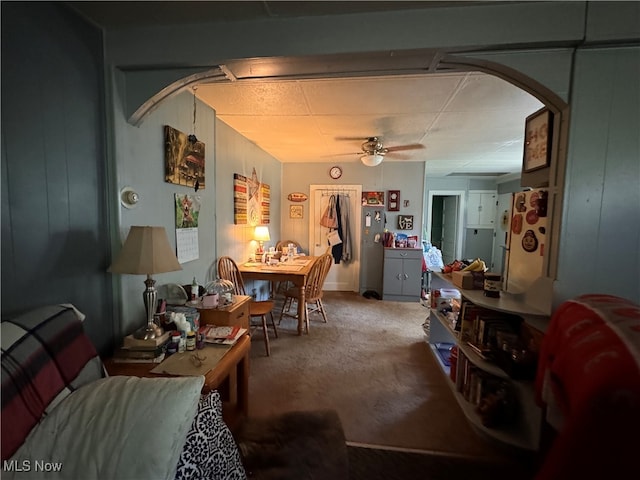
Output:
[[452, 270, 475, 290]]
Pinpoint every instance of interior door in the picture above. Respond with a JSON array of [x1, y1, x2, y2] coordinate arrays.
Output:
[[309, 185, 362, 291], [441, 195, 459, 265]]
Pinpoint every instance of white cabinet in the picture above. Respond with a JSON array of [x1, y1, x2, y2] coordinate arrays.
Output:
[[467, 190, 497, 228], [427, 272, 549, 451], [382, 248, 422, 301]]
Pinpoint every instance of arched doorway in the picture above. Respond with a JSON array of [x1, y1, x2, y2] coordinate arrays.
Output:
[[117, 51, 569, 304]]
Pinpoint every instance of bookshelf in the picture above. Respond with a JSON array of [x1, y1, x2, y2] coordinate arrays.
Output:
[[427, 272, 549, 452]]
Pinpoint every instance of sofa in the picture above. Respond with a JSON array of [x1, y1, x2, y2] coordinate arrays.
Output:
[[1, 304, 349, 479], [534, 294, 640, 479]]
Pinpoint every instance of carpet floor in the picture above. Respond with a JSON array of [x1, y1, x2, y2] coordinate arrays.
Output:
[[246, 291, 540, 474], [346, 444, 535, 480]]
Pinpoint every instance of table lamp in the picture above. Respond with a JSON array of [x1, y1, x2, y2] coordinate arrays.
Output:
[[254, 225, 270, 256], [108, 226, 182, 339]]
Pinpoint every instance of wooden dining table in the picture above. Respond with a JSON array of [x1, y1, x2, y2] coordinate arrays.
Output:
[[238, 256, 317, 335]]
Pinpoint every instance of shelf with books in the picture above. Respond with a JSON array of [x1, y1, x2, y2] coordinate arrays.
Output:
[[432, 272, 549, 332], [426, 273, 548, 452], [431, 310, 509, 379]]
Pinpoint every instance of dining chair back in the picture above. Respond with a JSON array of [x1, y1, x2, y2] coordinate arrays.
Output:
[[273, 239, 304, 295], [275, 240, 302, 254], [217, 256, 278, 356], [217, 256, 246, 296], [279, 253, 333, 334]]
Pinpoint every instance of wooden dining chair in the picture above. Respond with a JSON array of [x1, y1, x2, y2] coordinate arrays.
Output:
[[275, 240, 302, 254], [279, 253, 332, 334], [273, 239, 303, 295], [217, 256, 278, 356]]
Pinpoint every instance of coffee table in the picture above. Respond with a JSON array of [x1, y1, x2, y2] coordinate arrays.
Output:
[[103, 334, 250, 429]]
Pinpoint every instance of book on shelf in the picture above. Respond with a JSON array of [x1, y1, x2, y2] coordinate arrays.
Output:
[[458, 302, 494, 343]]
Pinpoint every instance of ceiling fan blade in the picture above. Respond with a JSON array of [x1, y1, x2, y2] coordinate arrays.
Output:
[[335, 136, 370, 142], [383, 152, 412, 160], [321, 151, 361, 157], [385, 143, 425, 152]]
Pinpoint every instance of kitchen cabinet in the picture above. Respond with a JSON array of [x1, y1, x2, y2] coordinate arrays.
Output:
[[427, 272, 549, 451], [382, 248, 423, 301], [467, 190, 497, 228]]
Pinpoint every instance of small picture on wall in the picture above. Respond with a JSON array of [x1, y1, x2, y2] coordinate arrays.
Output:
[[387, 190, 400, 211], [523, 107, 553, 173], [398, 215, 413, 230], [290, 204, 303, 219], [361, 191, 385, 207]]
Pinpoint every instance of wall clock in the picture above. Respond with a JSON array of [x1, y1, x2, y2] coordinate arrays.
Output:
[[329, 166, 342, 179]]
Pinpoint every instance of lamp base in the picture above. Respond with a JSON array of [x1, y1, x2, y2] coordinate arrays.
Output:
[[133, 322, 163, 340]]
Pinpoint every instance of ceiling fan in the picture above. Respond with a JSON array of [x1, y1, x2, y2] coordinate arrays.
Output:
[[348, 137, 425, 166]]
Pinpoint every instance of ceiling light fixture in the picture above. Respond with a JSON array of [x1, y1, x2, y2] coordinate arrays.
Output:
[[361, 153, 384, 167]]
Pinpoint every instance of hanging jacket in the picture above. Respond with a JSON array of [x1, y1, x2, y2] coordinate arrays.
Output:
[[331, 195, 343, 264], [339, 194, 352, 263]]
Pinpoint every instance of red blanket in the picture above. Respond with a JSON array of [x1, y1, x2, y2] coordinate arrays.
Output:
[[535, 294, 640, 479]]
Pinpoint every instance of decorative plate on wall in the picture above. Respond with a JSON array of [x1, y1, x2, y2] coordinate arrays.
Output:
[[387, 190, 400, 211]]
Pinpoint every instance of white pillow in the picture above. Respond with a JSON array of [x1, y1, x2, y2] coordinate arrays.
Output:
[[6, 375, 204, 480]]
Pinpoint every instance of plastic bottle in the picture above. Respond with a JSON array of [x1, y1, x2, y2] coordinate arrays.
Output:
[[186, 331, 196, 351], [191, 277, 199, 300]]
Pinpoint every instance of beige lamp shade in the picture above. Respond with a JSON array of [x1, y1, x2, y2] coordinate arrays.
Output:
[[254, 226, 271, 242], [108, 226, 182, 275]]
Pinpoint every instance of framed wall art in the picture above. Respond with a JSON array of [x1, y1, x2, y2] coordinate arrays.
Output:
[[523, 107, 553, 173], [361, 191, 385, 207], [289, 204, 303, 219], [233, 168, 270, 225], [387, 190, 400, 211], [397, 215, 414, 230], [164, 125, 206, 189]]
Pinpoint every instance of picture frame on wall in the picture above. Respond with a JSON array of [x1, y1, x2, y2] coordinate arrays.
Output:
[[387, 190, 400, 211], [361, 191, 385, 207], [289, 204, 303, 219], [398, 215, 413, 230], [523, 107, 553, 173]]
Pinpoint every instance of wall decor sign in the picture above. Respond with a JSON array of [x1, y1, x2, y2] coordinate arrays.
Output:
[[387, 190, 400, 211], [398, 215, 414, 230], [287, 192, 308, 202], [233, 168, 270, 225], [174, 193, 201, 263], [523, 107, 553, 173], [289, 204, 303, 219], [361, 191, 385, 207], [164, 125, 205, 189]]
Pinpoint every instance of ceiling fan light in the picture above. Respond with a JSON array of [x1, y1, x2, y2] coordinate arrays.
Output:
[[361, 153, 384, 167]]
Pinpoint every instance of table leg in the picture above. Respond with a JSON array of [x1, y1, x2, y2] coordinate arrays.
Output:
[[237, 350, 250, 417], [297, 286, 306, 335]]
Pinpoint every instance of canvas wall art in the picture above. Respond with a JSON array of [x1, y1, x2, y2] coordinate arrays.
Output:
[[164, 125, 205, 189], [233, 168, 270, 225]]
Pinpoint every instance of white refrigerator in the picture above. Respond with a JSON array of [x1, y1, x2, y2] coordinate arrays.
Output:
[[503, 189, 548, 294]]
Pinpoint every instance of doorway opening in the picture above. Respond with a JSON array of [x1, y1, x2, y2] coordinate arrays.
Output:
[[426, 191, 465, 266]]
